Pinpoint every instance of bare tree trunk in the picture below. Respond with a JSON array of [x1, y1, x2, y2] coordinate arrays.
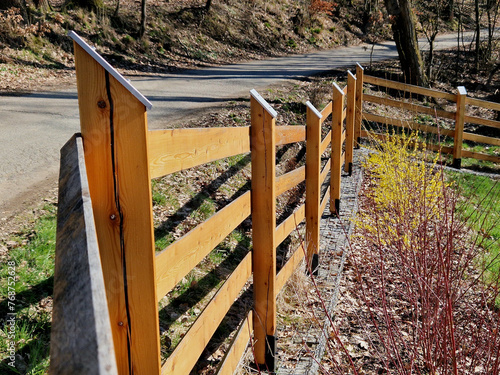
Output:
[[474, 0, 480, 71], [384, 0, 428, 86], [139, 0, 146, 38], [447, 0, 454, 21]]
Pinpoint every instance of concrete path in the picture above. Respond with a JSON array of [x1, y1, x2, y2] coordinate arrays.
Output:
[[0, 31, 480, 217]]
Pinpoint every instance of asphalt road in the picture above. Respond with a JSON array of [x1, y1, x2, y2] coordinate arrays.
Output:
[[0, 31, 480, 218]]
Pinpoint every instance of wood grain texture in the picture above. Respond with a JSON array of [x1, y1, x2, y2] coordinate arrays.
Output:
[[306, 104, 322, 263], [217, 311, 253, 375], [364, 74, 457, 101], [320, 130, 332, 155], [344, 71, 356, 173], [250, 95, 277, 365], [454, 87, 467, 162], [155, 191, 251, 300], [364, 94, 456, 120], [162, 253, 252, 375], [321, 102, 333, 122], [50, 134, 118, 375], [355, 64, 364, 147], [148, 127, 251, 178], [276, 244, 305, 293], [331, 84, 344, 214], [275, 166, 305, 196], [276, 125, 306, 145], [74, 42, 161, 374]]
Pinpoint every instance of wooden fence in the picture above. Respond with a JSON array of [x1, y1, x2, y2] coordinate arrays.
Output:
[[354, 64, 500, 167], [50, 32, 355, 374], [51, 33, 500, 374]]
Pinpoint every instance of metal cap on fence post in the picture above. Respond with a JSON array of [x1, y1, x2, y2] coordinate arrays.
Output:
[[355, 63, 364, 148], [345, 71, 356, 176], [305, 101, 322, 276], [331, 83, 345, 216], [69, 31, 161, 374], [453, 86, 467, 169], [250, 89, 278, 373]]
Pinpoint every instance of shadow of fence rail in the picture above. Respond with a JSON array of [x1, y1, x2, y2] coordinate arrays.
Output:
[[50, 32, 500, 375]]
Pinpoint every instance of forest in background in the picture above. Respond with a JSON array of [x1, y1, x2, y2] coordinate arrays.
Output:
[[0, 0, 499, 90]]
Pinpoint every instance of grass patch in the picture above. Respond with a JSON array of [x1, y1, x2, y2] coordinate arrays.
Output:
[[0, 204, 57, 375], [447, 171, 500, 279]]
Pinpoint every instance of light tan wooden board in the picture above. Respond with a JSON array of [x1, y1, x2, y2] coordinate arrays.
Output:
[[364, 94, 456, 120], [161, 253, 252, 375], [276, 166, 306, 196], [364, 74, 457, 101], [148, 127, 251, 178], [155, 191, 251, 300]]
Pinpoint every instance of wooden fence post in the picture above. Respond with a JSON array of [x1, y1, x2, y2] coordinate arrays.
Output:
[[355, 63, 364, 148], [345, 71, 356, 176], [331, 83, 345, 216], [250, 89, 278, 373], [453, 86, 467, 169], [70, 32, 161, 374], [306, 101, 322, 275]]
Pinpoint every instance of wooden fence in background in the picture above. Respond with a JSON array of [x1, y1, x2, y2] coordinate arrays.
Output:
[[355, 64, 500, 167], [50, 32, 355, 374]]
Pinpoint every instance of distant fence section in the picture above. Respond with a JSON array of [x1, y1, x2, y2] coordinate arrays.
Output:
[[355, 64, 500, 167], [51, 32, 500, 375]]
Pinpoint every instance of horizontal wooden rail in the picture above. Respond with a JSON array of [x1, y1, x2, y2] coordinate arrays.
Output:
[[364, 113, 455, 137], [149, 127, 251, 178], [320, 130, 332, 155], [276, 126, 306, 145], [275, 204, 306, 246], [51, 135, 118, 375], [276, 244, 305, 293], [155, 191, 251, 300], [464, 115, 500, 130], [463, 132, 500, 146], [462, 150, 500, 163], [161, 253, 252, 375], [217, 311, 253, 375], [342, 108, 347, 120], [341, 129, 346, 144], [364, 74, 457, 101], [321, 102, 333, 122], [364, 94, 456, 120], [320, 186, 330, 214], [467, 96, 500, 112], [275, 166, 306, 196], [342, 85, 348, 94], [320, 160, 331, 185]]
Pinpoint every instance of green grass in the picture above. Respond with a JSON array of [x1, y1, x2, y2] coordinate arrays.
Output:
[[0, 204, 57, 375], [447, 171, 500, 279]]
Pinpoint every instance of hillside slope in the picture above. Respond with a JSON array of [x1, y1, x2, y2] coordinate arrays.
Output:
[[0, 0, 385, 92]]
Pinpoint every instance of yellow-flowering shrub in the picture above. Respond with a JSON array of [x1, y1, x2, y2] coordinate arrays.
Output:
[[357, 130, 446, 248]]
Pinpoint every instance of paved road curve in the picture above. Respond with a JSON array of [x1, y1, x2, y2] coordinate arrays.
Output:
[[0, 31, 479, 217]]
